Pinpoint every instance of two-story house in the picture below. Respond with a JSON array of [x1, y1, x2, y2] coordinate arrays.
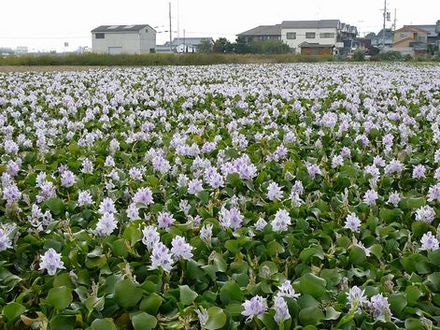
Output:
[[393, 25, 428, 56], [238, 20, 357, 55]]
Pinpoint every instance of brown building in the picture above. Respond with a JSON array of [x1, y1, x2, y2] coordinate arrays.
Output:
[[393, 26, 428, 56], [299, 42, 334, 55]]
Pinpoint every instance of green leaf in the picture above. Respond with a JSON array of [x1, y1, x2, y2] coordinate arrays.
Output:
[[139, 293, 162, 315], [91, 318, 118, 330], [205, 307, 227, 330], [400, 197, 426, 210], [44, 198, 65, 216], [299, 273, 327, 299], [131, 312, 157, 330], [299, 246, 324, 263], [3, 302, 26, 321], [404, 318, 424, 330], [220, 281, 243, 304], [299, 306, 325, 325], [324, 306, 341, 320], [47, 286, 73, 310], [226, 173, 241, 188], [349, 246, 366, 266], [427, 272, 440, 293], [179, 285, 198, 306], [114, 279, 144, 308], [388, 294, 407, 313], [49, 315, 75, 330]]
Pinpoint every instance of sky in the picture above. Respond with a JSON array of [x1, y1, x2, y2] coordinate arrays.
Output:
[[0, 0, 439, 52]]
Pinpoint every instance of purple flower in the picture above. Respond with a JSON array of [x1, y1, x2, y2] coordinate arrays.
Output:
[[149, 242, 174, 272], [363, 189, 378, 206], [387, 192, 401, 207], [98, 197, 117, 214], [267, 182, 283, 201], [171, 235, 193, 260], [346, 286, 367, 311], [188, 179, 203, 195], [420, 232, 439, 251], [95, 212, 118, 236], [60, 170, 76, 188], [142, 225, 160, 251], [157, 211, 175, 230], [273, 295, 290, 323], [133, 187, 154, 205], [369, 294, 391, 320], [0, 229, 12, 251], [428, 183, 440, 203], [272, 209, 291, 232], [241, 295, 267, 320], [415, 205, 436, 224], [77, 190, 93, 207], [219, 206, 244, 230], [344, 213, 361, 233], [412, 165, 426, 179], [39, 248, 65, 275]]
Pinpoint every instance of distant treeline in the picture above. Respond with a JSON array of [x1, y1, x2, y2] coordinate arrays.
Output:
[[0, 53, 335, 66]]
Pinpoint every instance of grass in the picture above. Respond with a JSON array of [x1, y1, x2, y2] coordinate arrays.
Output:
[[0, 53, 336, 67]]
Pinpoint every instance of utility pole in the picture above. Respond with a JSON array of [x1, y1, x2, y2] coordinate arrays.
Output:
[[183, 29, 186, 53], [393, 8, 397, 32], [169, 2, 172, 52], [382, 0, 387, 49]]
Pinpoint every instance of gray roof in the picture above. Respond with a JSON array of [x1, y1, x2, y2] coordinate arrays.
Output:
[[281, 20, 340, 29], [91, 25, 155, 33], [412, 25, 438, 37], [170, 37, 214, 46], [238, 25, 281, 36]]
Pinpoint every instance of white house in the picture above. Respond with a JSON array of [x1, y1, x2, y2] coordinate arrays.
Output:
[[238, 20, 358, 54], [281, 20, 351, 54], [156, 37, 214, 53], [91, 25, 156, 55]]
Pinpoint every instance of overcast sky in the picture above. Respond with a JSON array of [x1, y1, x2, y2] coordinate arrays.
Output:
[[0, 0, 439, 51]]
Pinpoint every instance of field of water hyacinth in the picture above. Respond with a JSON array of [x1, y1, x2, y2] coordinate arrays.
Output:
[[0, 63, 439, 330]]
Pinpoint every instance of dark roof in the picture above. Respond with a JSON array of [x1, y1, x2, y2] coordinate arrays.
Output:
[[298, 42, 335, 48], [412, 25, 438, 37], [91, 25, 155, 33], [281, 20, 340, 29], [238, 24, 281, 36]]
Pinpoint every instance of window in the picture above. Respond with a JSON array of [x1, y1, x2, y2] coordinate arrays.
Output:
[[320, 33, 335, 38], [95, 33, 105, 39], [145, 29, 148, 33], [306, 32, 316, 39], [286, 32, 296, 40]]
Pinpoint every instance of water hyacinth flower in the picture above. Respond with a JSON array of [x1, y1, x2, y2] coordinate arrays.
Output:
[[142, 225, 160, 251], [346, 286, 368, 312], [273, 295, 290, 323], [241, 295, 267, 321], [133, 187, 154, 205], [254, 218, 268, 231], [277, 280, 300, 299], [415, 205, 436, 224], [387, 192, 401, 207], [0, 229, 12, 251], [267, 182, 283, 201], [412, 164, 426, 179], [98, 197, 117, 214], [157, 211, 175, 230], [77, 190, 93, 207], [420, 232, 439, 251], [39, 248, 65, 275], [219, 206, 244, 230], [369, 294, 392, 320], [149, 242, 174, 272], [187, 179, 203, 195], [305, 162, 322, 178], [95, 212, 118, 236], [60, 170, 76, 188], [196, 309, 208, 329], [363, 189, 378, 206], [200, 223, 213, 244], [427, 183, 440, 203], [271, 209, 291, 233], [344, 213, 361, 233], [171, 235, 193, 260], [126, 203, 140, 220]]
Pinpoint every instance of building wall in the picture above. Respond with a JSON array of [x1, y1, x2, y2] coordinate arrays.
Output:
[[301, 47, 333, 55], [92, 31, 153, 54], [139, 27, 156, 53], [281, 27, 338, 53]]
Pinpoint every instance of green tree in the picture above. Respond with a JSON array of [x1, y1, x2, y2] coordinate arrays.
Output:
[[212, 38, 233, 53], [198, 39, 213, 53], [248, 40, 291, 54], [233, 36, 250, 54]]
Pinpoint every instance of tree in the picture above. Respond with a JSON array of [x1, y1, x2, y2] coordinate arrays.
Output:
[[248, 40, 291, 54], [212, 38, 234, 53], [198, 39, 213, 53], [234, 36, 250, 54]]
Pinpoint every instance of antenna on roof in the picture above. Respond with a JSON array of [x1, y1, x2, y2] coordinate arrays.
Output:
[[382, 0, 387, 49], [393, 8, 397, 32]]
